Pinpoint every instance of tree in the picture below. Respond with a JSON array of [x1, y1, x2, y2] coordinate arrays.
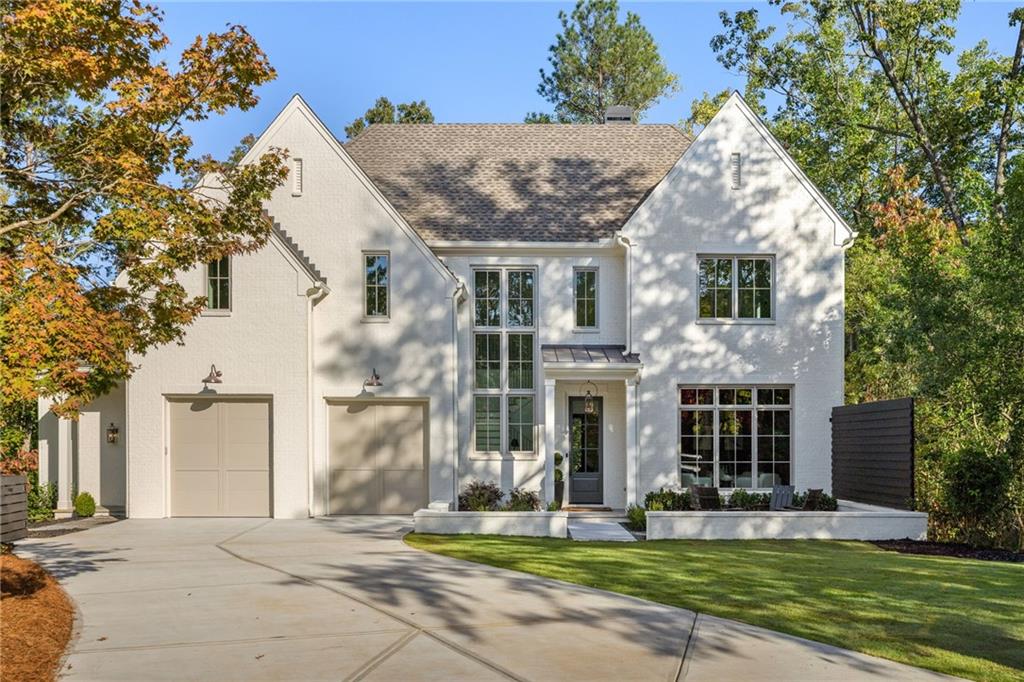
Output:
[[679, 90, 730, 136], [345, 97, 434, 139], [0, 0, 288, 424], [537, 0, 679, 123], [523, 112, 555, 124]]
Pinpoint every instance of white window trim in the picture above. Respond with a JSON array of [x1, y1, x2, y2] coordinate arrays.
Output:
[[362, 250, 390, 322], [696, 255, 776, 324], [470, 266, 538, 458], [572, 266, 599, 332], [677, 384, 794, 491], [202, 256, 231, 315]]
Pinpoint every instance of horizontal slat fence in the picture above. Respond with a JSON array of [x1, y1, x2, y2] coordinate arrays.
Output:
[[831, 398, 914, 510], [1, 475, 28, 542]]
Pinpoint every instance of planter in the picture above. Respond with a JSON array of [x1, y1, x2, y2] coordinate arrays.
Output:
[[554, 481, 564, 507], [414, 510, 568, 537], [646, 500, 927, 541]]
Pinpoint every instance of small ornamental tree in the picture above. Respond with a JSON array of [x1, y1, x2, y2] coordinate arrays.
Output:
[[0, 1, 289, 427]]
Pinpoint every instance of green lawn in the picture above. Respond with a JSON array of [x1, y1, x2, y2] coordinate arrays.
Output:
[[405, 534, 1024, 682]]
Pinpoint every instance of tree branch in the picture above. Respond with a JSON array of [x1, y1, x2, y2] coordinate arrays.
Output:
[[994, 10, 1024, 217]]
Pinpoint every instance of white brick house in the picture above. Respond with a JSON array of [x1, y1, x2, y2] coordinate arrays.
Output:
[[38, 93, 853, 518]]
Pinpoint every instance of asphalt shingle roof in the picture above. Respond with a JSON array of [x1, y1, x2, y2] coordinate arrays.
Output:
[[344, 124, 691, 242]]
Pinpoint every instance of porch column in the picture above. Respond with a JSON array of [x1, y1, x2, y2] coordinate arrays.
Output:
[[543, 378, 556, 505], [625, 378, 638, 507], [56, 416, 74, 518]]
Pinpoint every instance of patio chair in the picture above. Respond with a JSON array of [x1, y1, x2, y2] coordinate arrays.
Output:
[[768, 485, 795, 511], [785, 488, 823, 511], [689, 485, 723, 511]]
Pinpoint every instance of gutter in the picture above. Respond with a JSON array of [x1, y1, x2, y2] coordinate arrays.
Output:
[[450, 279, 467, 509], [615, 235, 634, 354], [305, 281, 328, 517]]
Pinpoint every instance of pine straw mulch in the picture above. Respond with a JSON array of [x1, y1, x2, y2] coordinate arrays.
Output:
[[1, 553, 75, 682]]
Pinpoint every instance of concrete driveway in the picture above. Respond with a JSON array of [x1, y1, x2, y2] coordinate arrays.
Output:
[[18, 517, 954, 681]]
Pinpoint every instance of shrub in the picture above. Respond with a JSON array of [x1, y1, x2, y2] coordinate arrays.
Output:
[[644, 487, 691, 511], [727, 490, 769, 510], [458, 480, 503, 511], [26, 471, 56, 522], [626, 504, 646, 531], [941, 447, 1010, 546], [547, 501, 561, 511], [554, 452, 564, 483], [792, 489, 838, 511], [504, 487, 541, 511], [74, 491, 96, 518]]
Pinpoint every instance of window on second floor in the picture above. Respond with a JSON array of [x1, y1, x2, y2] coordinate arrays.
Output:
[[206, 256, 230, 311], [364, 252, 389, 318], [698, 256, 773, 321], [574, 268, 598, 329]]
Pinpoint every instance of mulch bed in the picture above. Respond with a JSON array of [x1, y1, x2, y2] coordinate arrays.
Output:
[[1, 553, 75, 681], [872, 539, 1024, 563]]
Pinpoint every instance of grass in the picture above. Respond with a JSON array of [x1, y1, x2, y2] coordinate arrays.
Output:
[[405, 534, 1024, 682]]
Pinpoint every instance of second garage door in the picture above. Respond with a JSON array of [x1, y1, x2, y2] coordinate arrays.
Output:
[[328, 401, 426, 514], [169, 398, 271, 517]]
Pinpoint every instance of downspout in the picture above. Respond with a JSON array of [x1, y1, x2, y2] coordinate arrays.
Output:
[[305, 281, 327, 517], [450, 278, 467, 509], [615, 235, 633, 354]]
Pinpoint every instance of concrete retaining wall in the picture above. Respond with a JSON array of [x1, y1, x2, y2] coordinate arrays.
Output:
[[646, 500, 927, 541], [414, 510, 568, 538]]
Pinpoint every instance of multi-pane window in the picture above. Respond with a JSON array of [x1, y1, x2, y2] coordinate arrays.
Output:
[[574, 268, 598, 328], [474, 396, 501, 452], [474, 270, 501, 327], [364, 253, 389, 318], [698, 256, 773, 320], [474, 333, 500, 389], [507, 270, 535, 327], [508, 396, 534, 452], [206, 256, 230, 310], [471, 268, 537, 454], [679, 386, 791, 488]]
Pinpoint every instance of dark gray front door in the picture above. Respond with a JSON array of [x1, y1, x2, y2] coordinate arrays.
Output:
[[569, 397, 602, 504]]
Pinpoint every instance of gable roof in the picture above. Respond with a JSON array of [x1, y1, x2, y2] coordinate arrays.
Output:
[[345, 124, 691, 242]]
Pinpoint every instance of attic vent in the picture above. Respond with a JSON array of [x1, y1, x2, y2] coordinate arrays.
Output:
[[730, 153, 742, 189], [292, 158, 303, 196], [604, 105, 633, 124]]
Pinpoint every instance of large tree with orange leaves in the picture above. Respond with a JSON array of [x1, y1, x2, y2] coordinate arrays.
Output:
[[0, 0, 288, 433]]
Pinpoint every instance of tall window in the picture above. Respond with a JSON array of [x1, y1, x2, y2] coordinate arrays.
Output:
[[364, 252, 389, 318], [472, 268, 536, 453], [206, 256, 230, 310], [574, 268, 598, 328], [679, 386, 791, 488], [698, 256, 773, 320]]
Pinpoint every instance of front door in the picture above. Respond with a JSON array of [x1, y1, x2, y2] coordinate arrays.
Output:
[[569, 397, 602, 504]]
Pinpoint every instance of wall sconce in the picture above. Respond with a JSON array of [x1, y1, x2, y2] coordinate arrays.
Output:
[[364, 368, 383, 388], [106, 423, 119, 444], [582, 380, 599, 415], [202, 364, 223, 385]]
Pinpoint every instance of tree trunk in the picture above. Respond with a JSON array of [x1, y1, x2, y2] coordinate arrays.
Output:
[[994, 13, 1024, 218]]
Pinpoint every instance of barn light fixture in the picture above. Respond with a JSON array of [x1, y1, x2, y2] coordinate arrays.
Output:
[[202, 364, 223, 384], [106, 423, 119, 444], [582, 380, 599, 415], [364, 367, 383, 388]]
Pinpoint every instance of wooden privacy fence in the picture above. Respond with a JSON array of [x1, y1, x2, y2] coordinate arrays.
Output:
[[1, 475, 28, 542], [831, 398, 915, 510]]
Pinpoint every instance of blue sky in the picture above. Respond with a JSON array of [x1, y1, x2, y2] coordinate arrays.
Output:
[[158, 1, 1020, 159]]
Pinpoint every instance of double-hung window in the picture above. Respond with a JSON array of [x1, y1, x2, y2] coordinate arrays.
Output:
[[206, 256, 230, 311], [472, 268, 536, 454], [573, 268, 598, 329], [364, 252, 389, 318], [698, 256, 773, 320], [679, 386, 791, 488]]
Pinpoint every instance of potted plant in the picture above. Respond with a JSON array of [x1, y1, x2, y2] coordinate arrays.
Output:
[[554, 451, 565, 507]]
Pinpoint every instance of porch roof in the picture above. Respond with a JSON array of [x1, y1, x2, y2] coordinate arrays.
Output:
[[544, 346, 638, 366]]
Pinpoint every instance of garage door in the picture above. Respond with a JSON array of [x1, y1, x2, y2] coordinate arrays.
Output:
[[169, 398, 271, 517], [328, 401, 426, 514]]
